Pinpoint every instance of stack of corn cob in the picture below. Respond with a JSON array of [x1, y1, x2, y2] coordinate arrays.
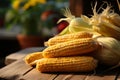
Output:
[[24, 2, 120, 73], [24, 31, 99, 73]]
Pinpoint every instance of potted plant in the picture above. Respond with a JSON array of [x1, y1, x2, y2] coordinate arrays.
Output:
[[5, 0, 48, 49], [5, 0, 64, 49]]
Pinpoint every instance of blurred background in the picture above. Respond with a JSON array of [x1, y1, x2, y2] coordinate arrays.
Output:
[[0, 0, 69, 68]]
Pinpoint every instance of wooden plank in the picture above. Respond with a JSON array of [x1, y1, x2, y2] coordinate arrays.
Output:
[[84, 67, 119, 80], [19, 69, 58, 80], [5, 47, 45, 65], [0, 60, 33, 80], [1, 46, 119, 80], [54, 74, 87, 80], [55, 73, 116, 80], [84, 75, 116, 80], [55, 66, 119, 80]]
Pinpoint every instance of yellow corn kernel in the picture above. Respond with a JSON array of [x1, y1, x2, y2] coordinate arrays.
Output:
[[43, 38, 99, 58], [45, 31, 93, 46], [36, 56, 97, 72], [24, 52, 43, 66]]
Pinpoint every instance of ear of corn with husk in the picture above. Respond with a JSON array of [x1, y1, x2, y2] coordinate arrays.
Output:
[[93, 37, 120, 66], [36, 56, 97, 72], [81, 2, 120, 40], [57, 8, 95, 36], [80, 2, 120, 66]]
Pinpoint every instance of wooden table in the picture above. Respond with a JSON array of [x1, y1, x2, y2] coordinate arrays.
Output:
[[0, 47, 120, 80]]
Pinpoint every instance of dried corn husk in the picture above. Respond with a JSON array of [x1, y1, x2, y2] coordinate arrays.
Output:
[[93, 37, 120, 66], [81, 2, 120, 40]]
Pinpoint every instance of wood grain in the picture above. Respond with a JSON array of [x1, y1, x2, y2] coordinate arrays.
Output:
[[54, 74, 87, 80], [0, 60, 33, 80], [19, 69, 57, 80], [84, 75, 116, 80]]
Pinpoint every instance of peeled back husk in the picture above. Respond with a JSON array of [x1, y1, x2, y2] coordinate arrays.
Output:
[[93, 37, 120, 66], [82, 3, 120, 40], [93, 20, 120, 40]]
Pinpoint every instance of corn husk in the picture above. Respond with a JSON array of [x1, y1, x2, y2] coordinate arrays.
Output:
[[93, 5, 120, 40], [93, 37, 120, 66], [57, 8, 95, 36], [81, 2, 120, 40]]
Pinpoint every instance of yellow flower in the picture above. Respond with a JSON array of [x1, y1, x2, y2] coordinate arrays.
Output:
[[29, 0, 46, 6], [12, 0, 23, 10], [29, 0, 37, 6], [22, 0, 37, 10], [37, 0, 46, 4], [22, 0, 46, 10], [23, 2, 31, 10]]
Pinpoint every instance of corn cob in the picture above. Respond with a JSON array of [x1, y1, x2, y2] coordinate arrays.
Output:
[[43, 38, 99, 58], [44, 31, 93, 46], [36, 56, 97, 72], [24, 52, 43, 66]]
